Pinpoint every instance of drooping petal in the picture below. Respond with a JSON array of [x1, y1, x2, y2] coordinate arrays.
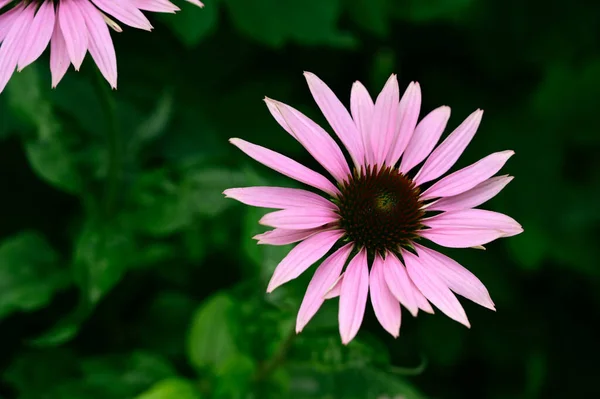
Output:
[[427, 175, 513, 212], [267, 230, 344, 293], [0, 3, 34, 93], [224, 187, 336, 210], [230, 139, 340, 197], [370, 254, 401, 337], [421, 150, 514, 200], [0, 0, 14, 12], [400, 106, 450, 174], [0, 4, 25, 43], [339, 248, 369, 344], [350, 80, 374, 166], [131, 0, 180, 13], [184, 0, 204, 7], [383, 252, 419, 317], [304, 72, 362, 168], [253, 228, 322, 246], [296, 243, 353, 333], [91, 0, 153, 31], [50, 12, 70, 88], [413, 244, 495, 310], [414, 109, 483, 186], [266, 99, 351, 183], [58, 0, 88, 70], [17, 0, 55, 71], [403, 249, 470, 327], [259, 208, 340, 230], [386, 82, 422, 166], [324, 273, 343, 299], [370, 74, 399, 166]]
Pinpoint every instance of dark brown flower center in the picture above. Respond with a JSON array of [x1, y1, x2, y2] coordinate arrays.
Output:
[[336, 166, 424, 254]]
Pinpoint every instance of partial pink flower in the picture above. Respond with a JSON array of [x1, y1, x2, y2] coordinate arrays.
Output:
[[225, 72, 523, 344], [0, 0, 203, 93]]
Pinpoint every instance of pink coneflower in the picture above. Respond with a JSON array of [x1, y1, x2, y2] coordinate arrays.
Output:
[[225, 72, 523, 344], [0, 0, 203, 93]]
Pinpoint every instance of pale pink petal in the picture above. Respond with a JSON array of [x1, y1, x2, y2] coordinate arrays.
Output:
[[259, 208, 340, 230], [230, 138, 340, 197], [403, 249, 470, 327], [414, 109, 483, 186], [304, 72, 362, 168], [420, 229, 507, 249], [427, 175, 513, 212], [338, 248, 369, 344], [132, 0, 180, 13], [224, 187, 337, 210], [50, 16, 70, 88], [296, 243, 353, 333], [184, 0, 204, 7], [79, 0, 117, 88], [58, 0, 88, 70], [266, 99, 351, 183], [350, 80, 374, 166], [370, 254, 401, 337], [254, 228, 323, 246], [370, 74, 399, 166], [0, 3, 34, 93], [386, 82, 421, 166], [421, 151, 514, 200], [382, 252, 419, 317], [400, 106, 450, 174], [0, 0, 13, 12], [91, 0, 152, 31], [17, 1, 55, 71], [0, 4, 25, 43], [266, 230, 344, 293], [324, 273, 343, 299], [414, 244, 495, 310]]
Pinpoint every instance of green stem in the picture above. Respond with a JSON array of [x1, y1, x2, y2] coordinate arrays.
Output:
[[254, 325, 296, 382]]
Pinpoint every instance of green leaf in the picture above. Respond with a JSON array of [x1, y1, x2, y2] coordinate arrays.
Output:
[[0, 231, 68, 320], [160, 0, 219, 47], [136, 378, 203, 399]]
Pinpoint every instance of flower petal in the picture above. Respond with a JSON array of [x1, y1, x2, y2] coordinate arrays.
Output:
[[370, 254, 401, 337], [414, 109, 483, 186], [17, 0, 55, 71], [0, 4, 25, 43], [370, 74, 399, 166], [400, 106, 450, 174], [350, 80, 374, 166], [224, 187, 336, 210], [259, 208, 340, 230], [50, 13, 70, 88], [414, 244, 495, 310], [0, 0, 13, 12], [324, 273, 343, 299], [267, 230, 344, 293], [339, 248, 369, 344], [58, 0, 88, 70], [253, 228, 323, 246], [383, 252, 425, 317], [421, 150, 514, 200], [386, 82, 422, 166], [296, 243, 353, 333], [0, 3, 34, 93], [427, 175, 513, 212], [266, 99, 351, 183], [184, 0, 204, 7], [91, 0, 153, 31], [403, 249, 470, 327], [230, 138, 340, 197], [132, 0, 180, 13]]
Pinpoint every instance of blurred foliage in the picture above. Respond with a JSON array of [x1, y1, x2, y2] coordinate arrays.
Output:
[[0, 0, 599, 398]]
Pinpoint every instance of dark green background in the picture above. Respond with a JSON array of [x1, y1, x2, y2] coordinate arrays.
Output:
[[0, 0, 598, 398]]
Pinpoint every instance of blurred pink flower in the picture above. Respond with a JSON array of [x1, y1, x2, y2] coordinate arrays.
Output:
[[0, 0, 203, 92], [225, 72, 523, 344]]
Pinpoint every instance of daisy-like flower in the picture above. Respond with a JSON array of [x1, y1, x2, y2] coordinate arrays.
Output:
[[0, 0, 203, 93], [225, 72, 523, 344]]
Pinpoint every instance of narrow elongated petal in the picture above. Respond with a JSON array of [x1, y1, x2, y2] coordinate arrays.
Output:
[[17, 1, 55, 70], [254, 228, 322, 246], [386, 82, 421, 166], [132, 0, 180, 13], [415, 109, 483, 186], [324, 274, 343, 299], [267, 230, 344, 293], [266, 99, 351, 183], [50, 14, 70, 87], [0, 0, 13, 12], [184, 0, 204, 7], [296, 243, 353, 333], [370, 74, 399, 166], [428, 175, 513, 212], [350, 81, 374, 166], [0, 5, 25, 43], [224, 187, 336, 210], [230, 139, 340, 196], [0, 3, 33, 93], [383, 252, 419, 317], [421, 151, 514, 200], [58, 0, 88, 70], [414, 244, 495, 310], [259, 208, 340, 230], [403, 249, 470, 327], [339, 248, 369, 344], [400, 106, 450, 174], [370, 254, 401, 337], [91, 0, 153, 31]]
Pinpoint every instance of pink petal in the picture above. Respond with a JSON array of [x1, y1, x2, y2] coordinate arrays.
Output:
[[428, 175, 514, 212], [0, 4, 25, 43], [229, 138, 340, 197], [259, 208, 340, 230], [58, 0, 88, 70], [338, 248, 369, 344], [304, 72, 363, 168], [0, 3, 34, 93], [386, 82, 422, 166], [50, 15, 70, 88], [370, 74, 399, 166], [324, 273, 343, 299], [17, 1, 55, 71], [403, 249, 470, 327], [253, 228, 323, 246], [265, 99, 351, 183], [132, 0, 180, 13], [91, 0, 153, 31], [184, 0, 204, 7], [0, 0, 13, 12], [267, 230, 344, 293], [350, 81, 374, 167], [400, 106, 450, 174], [421, 150, 514, 200], [79, 0, 117, 89], [414, 244, 495, 310], [414, 109, 483, 186], [296, 243, 353, 333], [370, 254, 401, 337], [383, 252, 420, 317], [224, 187, 336, 210]]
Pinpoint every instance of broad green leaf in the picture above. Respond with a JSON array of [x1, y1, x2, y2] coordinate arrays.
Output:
[[136, 378, 203, 399], [160, 0, 219, 47]]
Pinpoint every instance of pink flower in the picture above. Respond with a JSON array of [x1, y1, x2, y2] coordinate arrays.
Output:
[[225, 72, 523, 344], [0, 0, 203, 93]]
